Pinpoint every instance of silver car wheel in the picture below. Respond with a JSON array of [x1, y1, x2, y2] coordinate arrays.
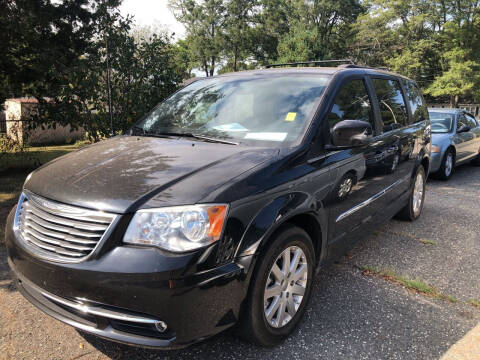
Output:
[[444, 153, 453, 177], [412, 171, 425, 216], [264, 246, 308, 328], [338, 177, 353, 198]]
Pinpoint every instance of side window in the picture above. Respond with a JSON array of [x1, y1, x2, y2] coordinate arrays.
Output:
[[326, 79, 374, 146], [327, 79, 374, 130], [372, 78, 408, 132], [402, 80, 428, 123], [465, 114, 478, 128]]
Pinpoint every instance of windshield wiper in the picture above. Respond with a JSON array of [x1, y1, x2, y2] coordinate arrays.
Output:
[[130, 128, 239, 145], [155, 131, 239, 145]]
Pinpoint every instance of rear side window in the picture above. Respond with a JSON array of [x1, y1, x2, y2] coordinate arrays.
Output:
[[402, 80, 429, 123], [327, 79, 374, 130], [372, 78, 408, 132]]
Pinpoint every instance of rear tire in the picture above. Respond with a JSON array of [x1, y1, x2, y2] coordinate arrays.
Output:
[[238, 225, 315, 346], [396, 165, 426, 221], [436, 149, 454, 180]]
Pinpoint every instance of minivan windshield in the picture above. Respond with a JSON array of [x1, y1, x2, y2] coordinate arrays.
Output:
[[134, 74, 331, 146], [429, 112, 455, 133]]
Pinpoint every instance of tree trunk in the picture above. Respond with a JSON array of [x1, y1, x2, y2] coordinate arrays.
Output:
[[450, 95, 459, 108], [210, 56, 215, 77], [234, 46, 238, 72]]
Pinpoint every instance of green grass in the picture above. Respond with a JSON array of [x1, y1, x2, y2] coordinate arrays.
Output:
[[361, 265, 457, 303], [469, 299, 480, 309], [442, 294, 459, 303], [0, 142, 88, 243], [398, 276, 437, 295], [0, 140, 88, 172], [419, 238, 437, 246]]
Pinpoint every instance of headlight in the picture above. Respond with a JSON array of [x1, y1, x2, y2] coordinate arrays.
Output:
[[13, 193, 26, 231], [123, 204, 228, 252], [431, 145, 440, 153]]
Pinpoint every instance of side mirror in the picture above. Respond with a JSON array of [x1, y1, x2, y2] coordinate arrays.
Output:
[[329, 120, 373, 148], [457, 124, 471, 133]]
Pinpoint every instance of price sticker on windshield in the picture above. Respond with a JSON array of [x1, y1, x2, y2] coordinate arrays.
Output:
[[285, 112, 297, 122]]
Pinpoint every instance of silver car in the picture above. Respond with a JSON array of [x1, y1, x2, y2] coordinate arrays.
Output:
[[428, 108, 480, 180]]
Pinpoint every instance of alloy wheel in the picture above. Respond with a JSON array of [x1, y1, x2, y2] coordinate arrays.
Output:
[[445, 153, 453, 177], [338, 177, 353, 198], [412, 171, 425, 217], [263, 246, 308, 328]]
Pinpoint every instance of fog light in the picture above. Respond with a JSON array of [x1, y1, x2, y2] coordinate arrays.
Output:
[[154, 320, 168, 333]]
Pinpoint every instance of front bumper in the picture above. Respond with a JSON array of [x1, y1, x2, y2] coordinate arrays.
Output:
[[5, 207, 251, 349], [429, 151, 443, 173]]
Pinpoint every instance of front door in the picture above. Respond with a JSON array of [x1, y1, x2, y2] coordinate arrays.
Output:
[[464, 113, 480, 158], [455, 113, 476, 162]]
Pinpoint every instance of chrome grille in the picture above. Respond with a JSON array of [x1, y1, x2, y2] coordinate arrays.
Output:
[[14, 192, 117, 262]]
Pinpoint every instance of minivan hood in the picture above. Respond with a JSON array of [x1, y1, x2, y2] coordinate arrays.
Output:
[[24, 136, 277, 213]]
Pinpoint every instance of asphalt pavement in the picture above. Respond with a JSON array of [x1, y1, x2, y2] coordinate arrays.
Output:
[[1, 164, 479, 360]]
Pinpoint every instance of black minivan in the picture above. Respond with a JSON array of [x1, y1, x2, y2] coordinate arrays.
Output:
[[5, 64, 431, 348]]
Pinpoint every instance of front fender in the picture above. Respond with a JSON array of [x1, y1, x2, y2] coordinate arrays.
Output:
[[234, 192, 328, 266], [414, 133, 431, 178]]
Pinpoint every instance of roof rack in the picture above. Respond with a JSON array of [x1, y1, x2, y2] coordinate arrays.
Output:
[[338, 64, 390, 71], [265, 59, 355, 69]]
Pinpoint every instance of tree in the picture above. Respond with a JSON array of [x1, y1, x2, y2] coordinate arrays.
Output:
[[36, 8, 186, 141], [425, 48, 480, 107], [0, 0, 121, 107], [169, 0, 227, 76], [352, 0, 439, 69], [251, 0, 293, 63], [222, 0, 257, 72], [174, 38, 196, 78], [352, 0, 480, 104], [131, 24, 169, 44], [277, 0, 363, 62], [277, 22, 319, 62]]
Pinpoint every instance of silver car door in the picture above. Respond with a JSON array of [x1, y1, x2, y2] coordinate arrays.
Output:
[[455, 113, 474, 162]]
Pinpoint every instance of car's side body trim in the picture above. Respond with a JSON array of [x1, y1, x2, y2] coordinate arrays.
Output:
[[336, 175, 410, 223]]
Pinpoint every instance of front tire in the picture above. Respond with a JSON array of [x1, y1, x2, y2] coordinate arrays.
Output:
[[396, 165, 426, 221], [239, 225, 315, 346], [437, 149, 454, 180]]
